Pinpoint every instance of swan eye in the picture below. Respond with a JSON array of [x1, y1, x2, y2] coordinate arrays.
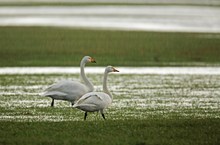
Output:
[[87, 57, 92, 62]]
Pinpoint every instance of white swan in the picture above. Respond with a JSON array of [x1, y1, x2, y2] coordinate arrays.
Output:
[[41, 56, 96, 107], [73, 66, 119, 120]]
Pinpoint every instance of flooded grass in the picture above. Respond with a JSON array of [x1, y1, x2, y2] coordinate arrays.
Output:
[[1, 1, 220, 144], [0, 72, 220, 144], [0, 73, 220, 121]]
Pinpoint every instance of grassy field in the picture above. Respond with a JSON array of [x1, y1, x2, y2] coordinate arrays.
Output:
[[1, 3, 220, 144], [1, 26, 220, 67], [0, 119, 219, 145], [0, 73, 220, 145]]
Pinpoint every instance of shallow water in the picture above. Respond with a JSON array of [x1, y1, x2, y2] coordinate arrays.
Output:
[[0, 5, 220, 32], [0, 67, 220, 75], [0, 69, 220, 121]]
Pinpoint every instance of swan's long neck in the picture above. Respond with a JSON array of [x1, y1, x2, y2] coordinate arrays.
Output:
[[103, 71, 112, 99], [80, 60, 94, 92]]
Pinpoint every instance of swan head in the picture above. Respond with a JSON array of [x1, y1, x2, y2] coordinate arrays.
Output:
[[105, 66, 119, 73], [83, 56, 96, 63]]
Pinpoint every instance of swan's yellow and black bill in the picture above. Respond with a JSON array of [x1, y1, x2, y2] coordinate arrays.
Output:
[[90, 57, 96, 63], [113, 67, 119, 72]]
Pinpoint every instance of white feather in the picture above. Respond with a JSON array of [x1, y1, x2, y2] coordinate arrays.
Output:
[[73, 66, 119, 120], [41, 56, 95, 105]]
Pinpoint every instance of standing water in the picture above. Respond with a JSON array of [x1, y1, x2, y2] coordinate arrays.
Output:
[[0, 67, 220, 75], [0, 67, 220, 121], [0, 3, 220, 32]]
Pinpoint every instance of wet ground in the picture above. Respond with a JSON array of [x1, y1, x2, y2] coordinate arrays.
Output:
[[0, 67, 219, 121]]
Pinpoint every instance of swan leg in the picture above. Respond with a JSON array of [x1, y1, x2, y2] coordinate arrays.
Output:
[[84, 112, 87, 121], [100, 110, 106, 120], [101, 113, 106, 120], [51, 98, 54, 107]]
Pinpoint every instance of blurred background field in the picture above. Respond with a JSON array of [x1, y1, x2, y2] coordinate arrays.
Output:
[[0, 0, 220, 67], [1, 27, 220, 67], [0, 0, 220, 145]]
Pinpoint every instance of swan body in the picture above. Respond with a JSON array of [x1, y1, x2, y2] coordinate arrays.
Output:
[[73, 66, 119, 120], [42, 80, 89, 101], [41, 56, 96, 106], [73, 92, 112, 112]]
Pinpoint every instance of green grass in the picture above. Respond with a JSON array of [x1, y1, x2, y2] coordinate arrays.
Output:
[[1, 19, 220, 144], [0, 119, 219, 145], [1, 26, 220, 66], [1, 73, 220, 144]]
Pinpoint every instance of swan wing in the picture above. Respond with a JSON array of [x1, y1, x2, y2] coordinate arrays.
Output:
[[41, 91, 69, 100], [74, 92, 111, 112], [41, 91, 67, 97], [76, 93, 103, 104], [43, 80, 86, 92], [74, 104, 98, 112], [42, 80, 89, 101]]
